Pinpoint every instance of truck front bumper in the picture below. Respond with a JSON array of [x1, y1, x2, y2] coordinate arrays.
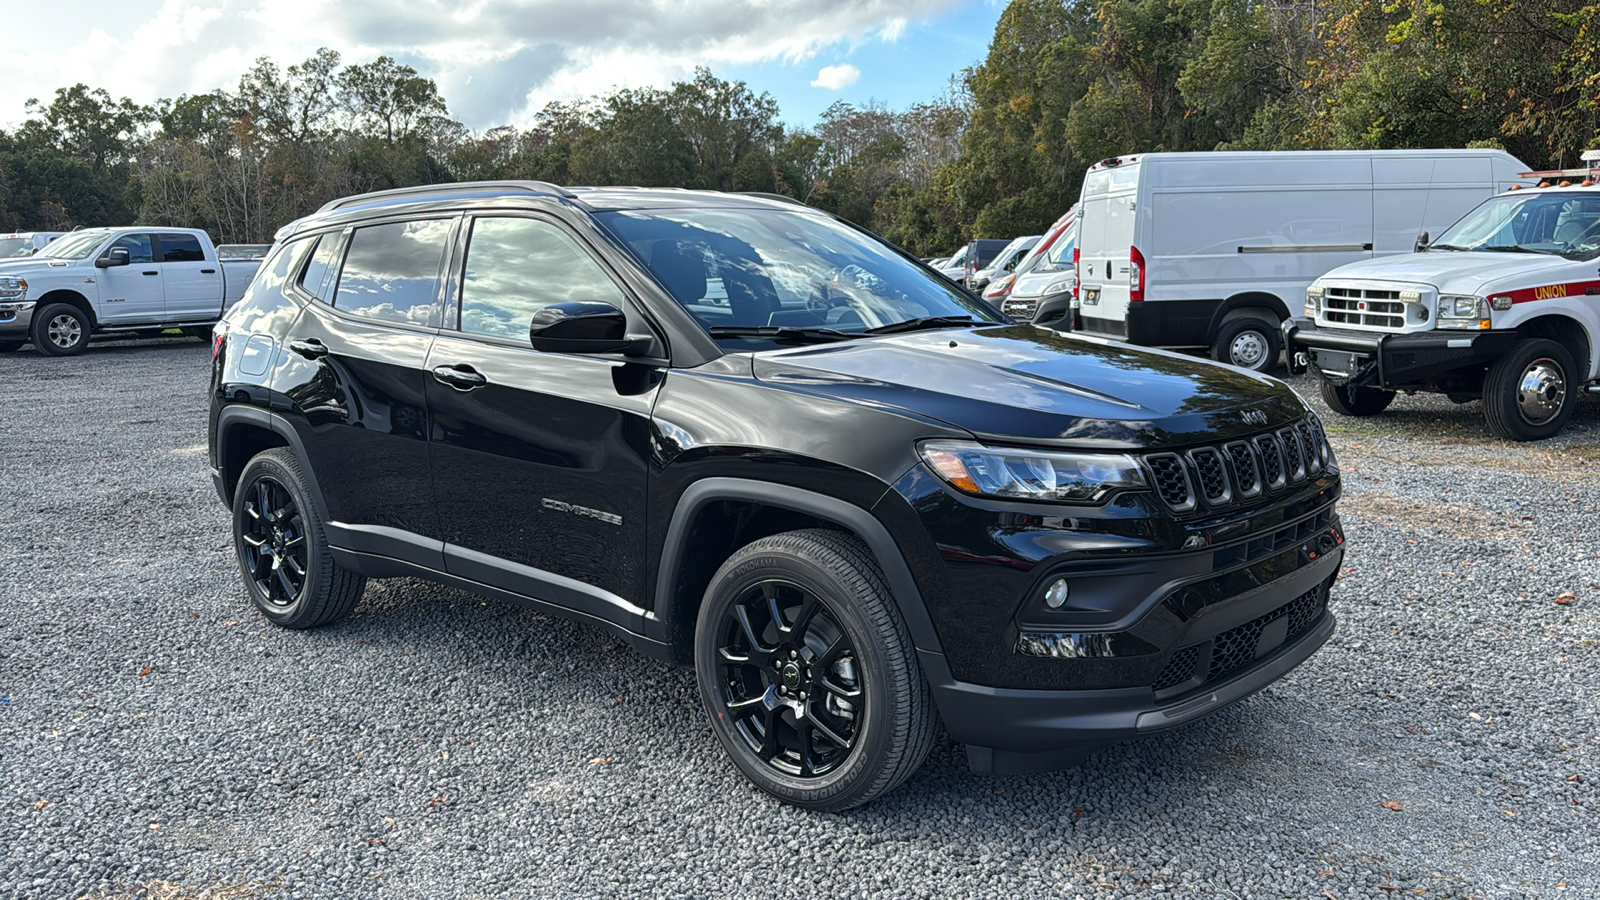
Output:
[[1283, 317, 1519, 389], [0, 301, 36, 338]]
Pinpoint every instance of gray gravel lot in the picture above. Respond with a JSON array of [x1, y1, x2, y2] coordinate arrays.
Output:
[[2, 337, 1598, 900]]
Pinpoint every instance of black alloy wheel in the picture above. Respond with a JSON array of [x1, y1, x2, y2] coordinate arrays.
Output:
[[714, 579, 864, 779], [695, 529, 936, 811], [239, 474, 309, 607]]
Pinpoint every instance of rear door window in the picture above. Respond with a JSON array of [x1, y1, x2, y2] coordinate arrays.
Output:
[[457, 216, 629, 340], [157, 233, 207, 262], [333, 220, 451, 327]]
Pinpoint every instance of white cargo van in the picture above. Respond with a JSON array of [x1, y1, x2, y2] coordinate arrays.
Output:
[[1074, 149, 1532, 370]]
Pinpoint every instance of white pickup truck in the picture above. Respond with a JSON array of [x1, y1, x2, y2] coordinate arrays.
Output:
[[0, 227, 263, 356], [1286, 181, 1600, 440]]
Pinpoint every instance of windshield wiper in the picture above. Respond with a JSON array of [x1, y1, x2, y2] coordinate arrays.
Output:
[[1427, 243, 1466, 251], [1471, 245, 1553, 254], [862, 316, 980, 335], [706, 325, 854, 343]]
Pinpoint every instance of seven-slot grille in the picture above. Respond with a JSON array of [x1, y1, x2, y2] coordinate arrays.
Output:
[[1002, 296, 1040, 321], [1322, 286, 1406, 330], [1142, 417, 1331, 515]]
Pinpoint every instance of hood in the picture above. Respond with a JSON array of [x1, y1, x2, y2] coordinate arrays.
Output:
[[1320, 251, 1564, 295], [0, 256, 73, 272], [751, 325, 1308, 450]]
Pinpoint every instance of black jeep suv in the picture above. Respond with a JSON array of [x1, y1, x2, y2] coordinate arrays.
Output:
[[207, 182, 1344, 810]]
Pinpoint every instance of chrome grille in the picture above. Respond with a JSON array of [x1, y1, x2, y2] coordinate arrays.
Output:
[[1323, 287, 1406, 330], [1142, 417, 1332, 515]]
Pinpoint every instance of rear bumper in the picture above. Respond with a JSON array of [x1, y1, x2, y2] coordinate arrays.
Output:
[[1284, 318, 1519, 388], [0, 301, 36, 337]]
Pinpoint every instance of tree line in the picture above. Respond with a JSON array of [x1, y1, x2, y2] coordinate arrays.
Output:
[[3, 0, 1599, 255]]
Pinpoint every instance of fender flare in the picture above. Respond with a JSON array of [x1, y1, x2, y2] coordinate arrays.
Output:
[[1209, 293, 1289, 344], [651, 477, 944, 654], [213, 405, 330, 523]]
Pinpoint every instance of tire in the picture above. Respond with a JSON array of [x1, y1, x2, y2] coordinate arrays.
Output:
[[1482, 338, 1577, 441], [232, 447, 365, 629], [1319, 378, 1396, 417], [694, 529, 937, 811], [0, 339, 23, 353], [1212, 317, 1281, 372], [31, 303, 90, 356]]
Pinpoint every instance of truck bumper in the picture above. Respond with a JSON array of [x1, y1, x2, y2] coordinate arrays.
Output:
[[1283, 318, 1519, 389], [0, 301, 36, 338]]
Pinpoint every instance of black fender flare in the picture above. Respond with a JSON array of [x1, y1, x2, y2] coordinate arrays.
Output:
[[213, 405, 330, 523], [1208, 292, 1289, 344], [651, 477, 944, 654]]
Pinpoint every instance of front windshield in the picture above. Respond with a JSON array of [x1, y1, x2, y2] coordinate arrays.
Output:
[[0, 238, 34, 258], [1433, 192, 1600, 256], [36, 231, 111, 260], [597, 207, 1004, 338]]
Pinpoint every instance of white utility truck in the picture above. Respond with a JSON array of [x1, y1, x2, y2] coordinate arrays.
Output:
[[0, 231, 66, 258], [1074, 149, 1533, 371], [1288, 171, 1600, 441], [0, 227, 262, 356]]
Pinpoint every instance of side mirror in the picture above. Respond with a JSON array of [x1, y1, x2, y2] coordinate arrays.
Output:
[[1414, 231, 1429, 253], [529, 301, 648, 355], [96, 247, 131, 268]]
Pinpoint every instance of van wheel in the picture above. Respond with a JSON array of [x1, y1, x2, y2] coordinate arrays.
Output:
[[31, 303, 90, 356], [1482, 338, 1576, 441], [694, 529, 936, 811], [1213, 318, 1280, 372], [1319, 378, 1395, 416], [232, 448, 366, 628]]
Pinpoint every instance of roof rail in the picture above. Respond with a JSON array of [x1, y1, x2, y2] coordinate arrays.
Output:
[[317, 180, 575, 214], [736, 192, 809, 207]]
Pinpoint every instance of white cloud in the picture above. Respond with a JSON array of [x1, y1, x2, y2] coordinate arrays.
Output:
[[810, 64, 861, 91], [0, 0, 957, 129]]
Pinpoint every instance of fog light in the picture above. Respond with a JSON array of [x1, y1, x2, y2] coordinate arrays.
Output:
[[1043, 578, 1070, 609]]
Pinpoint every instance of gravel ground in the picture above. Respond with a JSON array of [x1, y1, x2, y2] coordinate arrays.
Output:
[[2, 337, 1597, 900]]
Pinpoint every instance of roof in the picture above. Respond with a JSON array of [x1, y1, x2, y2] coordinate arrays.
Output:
[[313, 181, 812, 216]]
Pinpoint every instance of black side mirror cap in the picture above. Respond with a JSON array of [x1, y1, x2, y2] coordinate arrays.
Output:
[[96, 247, 131, 268], [530, 301, 650, 355], [1414, 231, 1429, 253]]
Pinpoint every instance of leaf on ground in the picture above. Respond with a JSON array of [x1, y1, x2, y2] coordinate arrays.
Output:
[[137, 666, 153, 677], [1381, 800, 1404, 811], [1555, 592, 1576, 605], [32, 800, 47, 811], [588, 756, 615, 765]]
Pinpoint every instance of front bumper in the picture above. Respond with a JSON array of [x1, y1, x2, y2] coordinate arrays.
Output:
[[1284, 317, 1519, 388], [1002, 288, 1075, 329], [0, 300, 36, 337]]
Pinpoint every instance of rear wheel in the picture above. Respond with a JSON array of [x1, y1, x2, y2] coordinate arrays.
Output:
[[694, 529, 936, 811], [1213, 317, 1280, 372], [31, 303, 90, 356], [232, 448, 365, 628], [1320, 378, 1395, 417], [1482, 338, 1577, 441]]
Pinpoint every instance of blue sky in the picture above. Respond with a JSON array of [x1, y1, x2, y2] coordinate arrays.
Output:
[[0, 1, 1007, 131]]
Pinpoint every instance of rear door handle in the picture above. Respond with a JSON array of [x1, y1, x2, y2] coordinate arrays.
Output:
[[432, 364, 487, 391], [142, 270, 159, 276], [201, 268, 216, 274], [289, 339, 329, 359]]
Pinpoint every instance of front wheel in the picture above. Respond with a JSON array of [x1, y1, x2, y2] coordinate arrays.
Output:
[[694, 529, 937, 811], [1320, 378, 1395, 417], [1482, 338, 1577, 441], [1212, 317, 1281, 372], [232, 448, 366, 628], [31, 303, 90, 356]]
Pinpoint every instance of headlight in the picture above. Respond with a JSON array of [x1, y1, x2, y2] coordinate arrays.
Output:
[[1304, 285, 1323, 317], [1438, 294, 1490, 329], [0, 276, 27, 299], [919, 440, 1147, 504]]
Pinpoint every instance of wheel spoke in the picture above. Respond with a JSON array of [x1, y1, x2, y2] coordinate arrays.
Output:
[[817, 674, 862, 700], [817, 634, 848, 668], [718, 645, 752, 664], [252, 547, 274, 580], [796, 721, 816, 776], [241, 533, 266, 548], [274, 566, 297, 599], [733, 603, 774, 654], [809, 714, 853, 751], [726, 694, 766, 722], [756, 708, 781, 761], [789, 596, 820, 640], [283, 555, 306, 577], [256, 482, 272, 522]]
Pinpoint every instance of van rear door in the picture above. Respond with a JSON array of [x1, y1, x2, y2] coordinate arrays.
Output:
[[1077, 161, 1139, 338]]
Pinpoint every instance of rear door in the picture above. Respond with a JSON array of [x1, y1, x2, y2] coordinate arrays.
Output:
[[94, 233, 164, 324], [155, 232, 224, 319], [1077, 163, 1140, 337]]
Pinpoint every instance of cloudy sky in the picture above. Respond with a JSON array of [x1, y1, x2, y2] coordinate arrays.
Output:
[[0, 0, 1004, 130]]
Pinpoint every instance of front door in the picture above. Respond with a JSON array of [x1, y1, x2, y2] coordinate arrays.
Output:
[[95, 233, 164, 324], [424, 213, 662, 617]]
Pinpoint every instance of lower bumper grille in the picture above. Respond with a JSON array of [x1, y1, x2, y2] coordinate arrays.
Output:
[[1153, 583, 1329, 698], [1003, 296, 1040, 321]]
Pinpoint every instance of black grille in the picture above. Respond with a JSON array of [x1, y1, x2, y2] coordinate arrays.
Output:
[[1153, 645, 1200, 692], [1143, 419, 1331, 515], [1190, 448, 1230, 505], [1003, 296, 1040, 321], [1207, 586, 1327, 682], [1146, 453, 1194, 510]]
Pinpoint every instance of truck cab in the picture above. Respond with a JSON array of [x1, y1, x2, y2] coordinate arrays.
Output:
[[1287, 180, 1600, 440]]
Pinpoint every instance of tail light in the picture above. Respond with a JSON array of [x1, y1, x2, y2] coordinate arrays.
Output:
[[1129, 245, 1145, 302], [1072, 247, 1080, 300], [211, 321, 228, 360]]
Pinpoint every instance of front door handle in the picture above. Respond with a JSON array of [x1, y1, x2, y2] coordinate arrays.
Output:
[[142, 270, 159, 276], [289, 339, 329, 360], [432, 364, 487, 391]]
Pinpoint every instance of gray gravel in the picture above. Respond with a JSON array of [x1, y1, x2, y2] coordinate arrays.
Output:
[[2, 337, 1597, 900]]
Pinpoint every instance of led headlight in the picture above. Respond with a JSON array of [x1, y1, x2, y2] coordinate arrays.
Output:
[[0, 276, 27, 300], [919, 440, 1146, 504], [1304, 285, 1323, 317], [1438, 295, 1490, 329]]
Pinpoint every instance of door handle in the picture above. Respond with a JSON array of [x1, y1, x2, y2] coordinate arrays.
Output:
[[289, 339, 329, 360], [432, 364, 487, 391], [201, 268, 216, 274], [142, 270, 159, 276]]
